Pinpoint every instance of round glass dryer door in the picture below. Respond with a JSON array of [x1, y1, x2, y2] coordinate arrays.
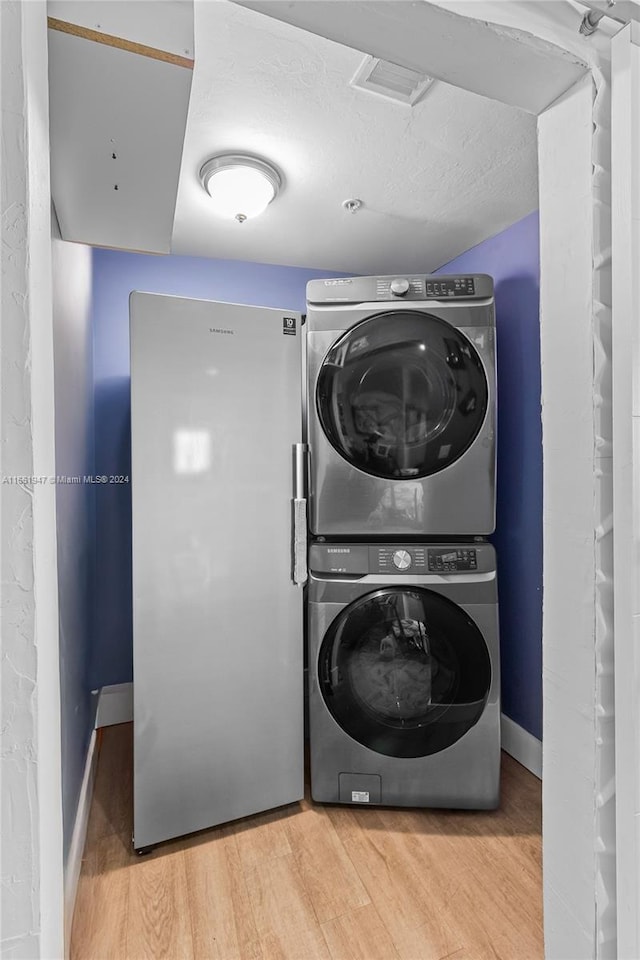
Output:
[[319, 587, 491, 759], [316, 311, 488, 479]]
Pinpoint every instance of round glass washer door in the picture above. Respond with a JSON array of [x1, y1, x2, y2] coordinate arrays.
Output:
[[319, 587, 491, 759], [316, 311, 488, 479]]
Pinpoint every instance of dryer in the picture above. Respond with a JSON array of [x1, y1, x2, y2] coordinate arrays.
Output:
[[308, 540, 500, 809], [306, 274, 496, 537]]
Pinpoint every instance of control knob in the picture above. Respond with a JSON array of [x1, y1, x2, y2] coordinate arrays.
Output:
[[390, 278, 410, 297], [393, 549, 412, 570]]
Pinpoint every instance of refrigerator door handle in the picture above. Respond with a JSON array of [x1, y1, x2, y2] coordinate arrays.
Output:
[[293, 443, 308, 585]]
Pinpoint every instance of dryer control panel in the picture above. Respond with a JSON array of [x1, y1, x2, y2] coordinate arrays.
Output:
[[378, 277, 477, 300], [309, 542, 488, 575], [306, 273, 494, 304]]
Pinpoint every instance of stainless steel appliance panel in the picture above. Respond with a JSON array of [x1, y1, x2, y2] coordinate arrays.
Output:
[[131, 292, 304, 849], [307, 296, 496, 537], [307, 542, 500, 809]]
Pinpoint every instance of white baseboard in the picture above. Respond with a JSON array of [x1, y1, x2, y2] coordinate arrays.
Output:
[[64, 729, 98, 959], [501, 713, 542, 779], [94, 682, 133, 728]]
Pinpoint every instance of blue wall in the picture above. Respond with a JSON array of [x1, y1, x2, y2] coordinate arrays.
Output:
[[436, 211, 542, 740], [91, 250, 349, 687]]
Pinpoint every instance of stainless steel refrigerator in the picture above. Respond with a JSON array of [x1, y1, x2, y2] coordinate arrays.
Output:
[[130, 292, 306, 850]]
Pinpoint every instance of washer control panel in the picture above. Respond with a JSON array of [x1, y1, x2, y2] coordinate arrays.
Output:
[[308, 543, 488, 575], [427, 548, 478, 572]]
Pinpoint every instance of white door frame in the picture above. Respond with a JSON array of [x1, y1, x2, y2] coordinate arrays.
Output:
[[537, 73, 613, 960], [611, 20, 640, 960], [12, 1, 635, 957]]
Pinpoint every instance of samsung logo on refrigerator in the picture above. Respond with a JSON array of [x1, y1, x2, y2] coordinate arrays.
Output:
[[209, 328, 234, 335]]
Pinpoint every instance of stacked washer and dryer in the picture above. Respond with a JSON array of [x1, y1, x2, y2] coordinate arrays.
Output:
[[305, 273, 500, 809]]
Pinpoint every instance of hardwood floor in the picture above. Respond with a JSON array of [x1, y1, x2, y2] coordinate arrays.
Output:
[[71, 724, 543, 960]]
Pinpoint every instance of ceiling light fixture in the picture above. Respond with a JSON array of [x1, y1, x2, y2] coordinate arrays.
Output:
[[199, 154, 282, 223]]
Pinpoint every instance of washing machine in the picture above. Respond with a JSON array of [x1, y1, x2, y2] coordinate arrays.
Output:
[[308, 540, 500, 809], [306, 274, 496, 537]]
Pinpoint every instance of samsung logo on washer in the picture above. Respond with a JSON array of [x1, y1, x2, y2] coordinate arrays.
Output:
[[327, 548, 351, 553], [209, 327, 234, 335]]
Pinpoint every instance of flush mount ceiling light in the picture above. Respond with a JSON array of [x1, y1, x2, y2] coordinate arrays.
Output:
[[199, 154, 282, 223]]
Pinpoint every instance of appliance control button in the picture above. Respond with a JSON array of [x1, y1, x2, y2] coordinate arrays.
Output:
[[390, 278, 410, 297], [393, 549, 412, 570]]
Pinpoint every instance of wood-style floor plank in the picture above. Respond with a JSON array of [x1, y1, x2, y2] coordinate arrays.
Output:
[[85, 724, 133, 847], [327, 806, 466, 960], [284, 800, 370, 923], [126, 845, 195, 960], [320, 903, 402, 960], [182, 827, 263, 960], [243, 854, 331, 960], [233, 806, 294, 871], [70, 833, 131, 960], [70, 725, 543, 960]]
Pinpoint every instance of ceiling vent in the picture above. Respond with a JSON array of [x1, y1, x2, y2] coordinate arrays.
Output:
[[351, 55, 435, 106]]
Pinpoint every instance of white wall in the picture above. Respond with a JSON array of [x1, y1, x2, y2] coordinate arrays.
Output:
[[0, 2, 64, 957], [51, 221, 94, 863]]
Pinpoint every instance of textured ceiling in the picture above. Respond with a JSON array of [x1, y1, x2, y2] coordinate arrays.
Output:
[[171, 0, 539, 274]]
